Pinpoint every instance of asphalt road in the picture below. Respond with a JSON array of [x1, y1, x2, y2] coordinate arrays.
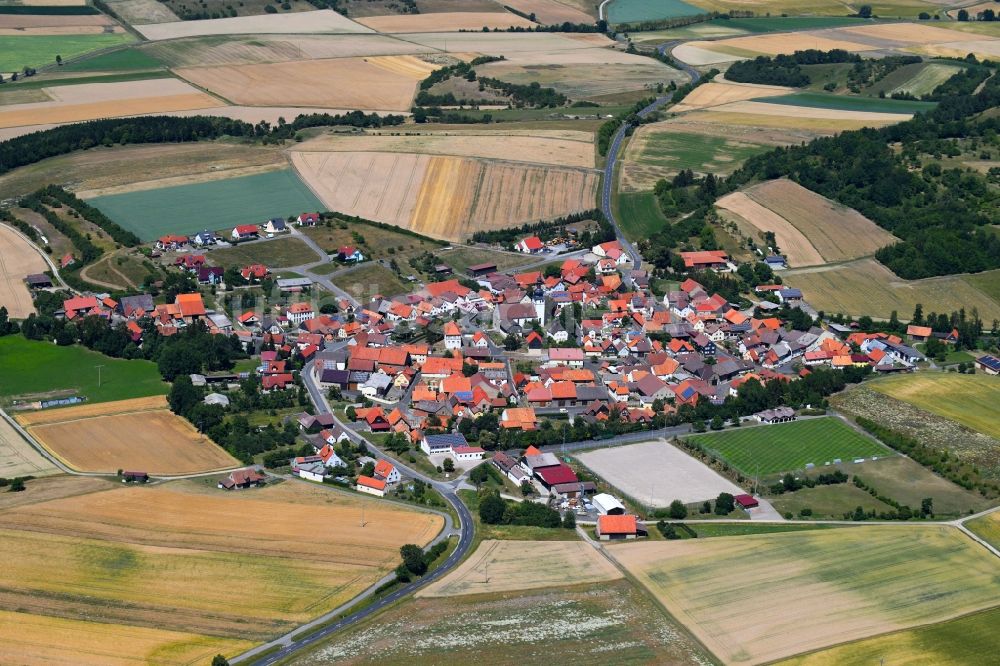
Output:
[[238, 369, 476, 666], [600, 42, 702, 271]]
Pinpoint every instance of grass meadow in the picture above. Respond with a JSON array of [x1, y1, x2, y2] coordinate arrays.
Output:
[[208, 237, 320, 268], [60, 47, 165, 72], [0, 34, 134, 73], [965, 511, 1000, 550], [617, 191, 668, 240], [686, 417, 891, 476], [0, 337, 166, 404], [779, 606, 1000, 666], [89, 169, 323, 241], [635, 130, 771, 177]]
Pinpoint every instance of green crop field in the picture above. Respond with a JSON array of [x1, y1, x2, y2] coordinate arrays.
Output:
[[758, 92, 936, 114], [615, 526, 1000, 665], [966, 511, 1000, 550], [689, 0, 942, 18], [636, 131, 770, 175], [686, 417, 891, 476], [608, 0, 704, 24], [617, 191, 668, 240], [89, 170, 323, 241], [780, 606, 1000, 666], [0, 34, 134, 73], [869, 373, 1000, 440], [60, 47, 164, 72], [0, 337, 167, 404], [634, 17, 875, 41], [878, 62, 965, 97]]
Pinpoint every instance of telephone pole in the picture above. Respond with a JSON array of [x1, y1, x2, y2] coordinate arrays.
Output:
[[95, 364, 105, 388]]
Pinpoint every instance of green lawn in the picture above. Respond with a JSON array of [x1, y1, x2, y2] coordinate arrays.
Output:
[[608, 0, 704, 23], [0, 34, 134, 73], [60, 47, 165, 72], [758, 92, 936, 114], [88, 170, 323, 241], [0, 336, 167, 404], [208, 237, 320, 269], [637, 131, 770, 175], [769, 482, 895, 519], [332, 263, 408, 299], [687, 417, 891, 476], [617, 191, 668, 240]]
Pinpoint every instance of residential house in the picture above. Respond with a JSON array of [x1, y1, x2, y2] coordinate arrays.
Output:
[[373, 459, 401, 485], [231, 224, 259, 241], [297, 212, 320, 226], [264, 218, 287, 234], [286, 302, 315, 325], [443, 320, 463, 350], [679, 250, 729, 271], [356, 475, 387, 497], [596, 514, 646, 540], [218, 467, 266, 490], [337, 246, 365, 262], [515, 236, 544, 254]]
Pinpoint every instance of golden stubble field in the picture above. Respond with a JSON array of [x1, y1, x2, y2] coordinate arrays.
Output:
[[671, 81, 793, 112], [418, 539, 621, 597], [293, 151, 599, 241], [717, 179, 897, 267], [0, 223, 48, 318], [611, 526, 1000, 665], [17, 395, 240, 475], [0, 78, 221, 130], [134, 9, 372, 39], [176, 55, 436, 112], [0, 479, 444, 662], [356, 11, 536, 32]]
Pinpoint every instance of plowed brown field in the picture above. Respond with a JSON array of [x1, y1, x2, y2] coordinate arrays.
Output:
[[17, 396, 239, 474]]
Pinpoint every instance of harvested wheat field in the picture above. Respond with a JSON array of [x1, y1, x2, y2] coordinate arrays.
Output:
[[292, 151, 430, 229], [0, 610, 251, 666], [411, 157, 599, 240], [717, 179, 897, 266], [0, 479, 442, 655], [294, 151, 599, 241], [0, 411, 58, 479], [144, 33, 434, 67], [718, 192, 825, 267], [356, 11, 535, 32], [18, 396, 240, 475], [0, 78, 221, 130], [296, 129, 596, 168], [683, 32, 878, 60], [671, 81, 794, 112], [419, 540, 621, 598], [612, 526, 1000, 665], [705, 100, 912, 124], [502, 0, 594, 24], [0, 223, 47, 318], [744, 179, 897, 261], [0, 475, 112, 512], [841, 21, 994, 46], [403, 31, 598, 54], [682, 108, 906, 132], [785, 258, 1000, 321], [134, 9, 372, 40], [177, 57, 432, 111]]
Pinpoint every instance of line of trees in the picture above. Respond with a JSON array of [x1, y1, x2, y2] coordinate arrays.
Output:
[[724, 49, 861, 87]]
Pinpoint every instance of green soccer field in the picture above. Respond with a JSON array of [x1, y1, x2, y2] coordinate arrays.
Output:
[[88, 169, 324, 241], [687, 417, 891, 476], [0, 337, 167, 404], [0, 34, 134, 73]]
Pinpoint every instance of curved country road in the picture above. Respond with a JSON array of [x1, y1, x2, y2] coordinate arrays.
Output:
[[600, 41, 702, 270], [235, 368, 475, 666]]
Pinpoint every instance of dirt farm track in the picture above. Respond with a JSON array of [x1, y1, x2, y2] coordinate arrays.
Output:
[[16, 396, 240, 475]]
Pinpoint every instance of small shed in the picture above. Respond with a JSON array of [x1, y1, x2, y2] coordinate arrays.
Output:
[[592, 493, 626, 516], [25, 273, 52, 289], [734, 494, 759, 510]]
